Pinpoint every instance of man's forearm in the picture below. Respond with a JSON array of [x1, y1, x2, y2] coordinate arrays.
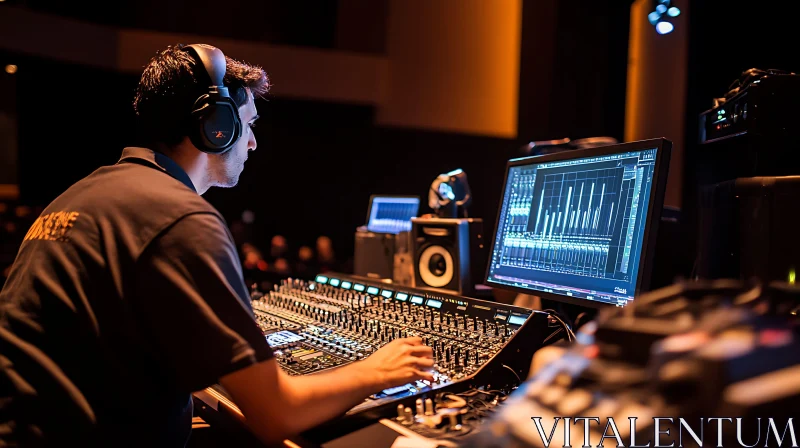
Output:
[[231, 360, 385, 444], [222, 338, 432, 445], [276, 361, 383, 435]]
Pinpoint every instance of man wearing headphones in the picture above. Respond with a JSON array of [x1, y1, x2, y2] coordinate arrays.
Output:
[[0, 44, 433, 446]]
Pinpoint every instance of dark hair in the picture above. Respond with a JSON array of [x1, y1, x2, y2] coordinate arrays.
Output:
[[133, 44, 269, 147]]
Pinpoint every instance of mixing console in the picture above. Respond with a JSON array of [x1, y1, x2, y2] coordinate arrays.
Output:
[[245, 273, 549, 439]]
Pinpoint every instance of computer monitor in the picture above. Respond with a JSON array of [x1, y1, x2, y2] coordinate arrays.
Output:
[[485, 138, 671, 307], [365, 195, 421, 234]]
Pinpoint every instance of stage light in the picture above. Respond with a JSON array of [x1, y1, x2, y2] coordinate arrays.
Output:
[[5, 65, 17, 74], [656, 21, 674, 34], [648, 1, 679, 35]]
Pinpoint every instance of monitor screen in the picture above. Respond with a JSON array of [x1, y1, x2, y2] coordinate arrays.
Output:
[[486, 142, 668, 307], [366, 196, 420, 234]]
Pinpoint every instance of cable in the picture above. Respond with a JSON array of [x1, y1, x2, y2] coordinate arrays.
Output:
[[543, 309, 575, 342], [502, 364, 521, 384], [441, 394, 467, 409], [455, 389, 508, 398], [543, 327, 564, 345]]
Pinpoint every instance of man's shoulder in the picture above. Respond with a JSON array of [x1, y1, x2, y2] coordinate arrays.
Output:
[[69, 162, 219, 215], [37, 162, 226, 257]]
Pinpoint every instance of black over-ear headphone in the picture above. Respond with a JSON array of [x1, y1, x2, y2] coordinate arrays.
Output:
[[183, 44, 242, 154]]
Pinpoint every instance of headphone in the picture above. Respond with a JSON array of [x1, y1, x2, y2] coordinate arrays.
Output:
[[182, 44, 242, 154]]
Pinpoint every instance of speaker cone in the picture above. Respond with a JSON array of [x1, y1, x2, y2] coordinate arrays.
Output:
[[418, 245, 454, 287]]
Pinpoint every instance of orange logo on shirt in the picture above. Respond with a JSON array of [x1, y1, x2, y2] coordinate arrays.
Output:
[[23, 211, 80, 242]]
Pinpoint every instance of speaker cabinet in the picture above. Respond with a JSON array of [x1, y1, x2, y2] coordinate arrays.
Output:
[[354, 229, 395, 280], [697, 176, 800, 283], [411, 218, 484, 295]]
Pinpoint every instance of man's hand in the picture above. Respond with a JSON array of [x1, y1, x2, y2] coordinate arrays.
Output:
[[356, 337, 434, 390], [220, 337, 435, 444]]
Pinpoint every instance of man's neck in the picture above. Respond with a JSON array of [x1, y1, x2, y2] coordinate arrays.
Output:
[[155, 143, 210, 194]]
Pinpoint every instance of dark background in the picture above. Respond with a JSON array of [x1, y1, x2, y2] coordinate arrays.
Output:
[[1, 0, 799, 288], [0, 0, 635, 267]]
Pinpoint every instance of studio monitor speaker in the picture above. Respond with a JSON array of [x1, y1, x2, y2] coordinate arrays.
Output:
[[411, 218, 485, 295]]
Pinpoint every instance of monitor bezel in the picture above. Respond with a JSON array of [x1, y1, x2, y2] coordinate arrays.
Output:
[[484, 138, 672, 308], [365, 194, 421, 234]]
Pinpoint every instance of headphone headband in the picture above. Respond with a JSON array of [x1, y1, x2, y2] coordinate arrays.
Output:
[[184, 44, 227, 88]]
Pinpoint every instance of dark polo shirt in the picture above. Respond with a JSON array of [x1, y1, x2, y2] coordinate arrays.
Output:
[[0, 147, 273, 446]]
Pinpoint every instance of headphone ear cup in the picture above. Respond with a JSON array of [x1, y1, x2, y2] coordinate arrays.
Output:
[[189, 94, 242, 154]]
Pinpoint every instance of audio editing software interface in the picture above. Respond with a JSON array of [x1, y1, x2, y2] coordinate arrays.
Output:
[[487, 148, 658, 306]]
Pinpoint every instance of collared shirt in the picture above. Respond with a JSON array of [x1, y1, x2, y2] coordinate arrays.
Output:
[[119, 147, 198, 192], [0, 147, 273, 446]]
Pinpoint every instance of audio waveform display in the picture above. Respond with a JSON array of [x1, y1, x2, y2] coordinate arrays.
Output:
[[487, 148, 659, 305]]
